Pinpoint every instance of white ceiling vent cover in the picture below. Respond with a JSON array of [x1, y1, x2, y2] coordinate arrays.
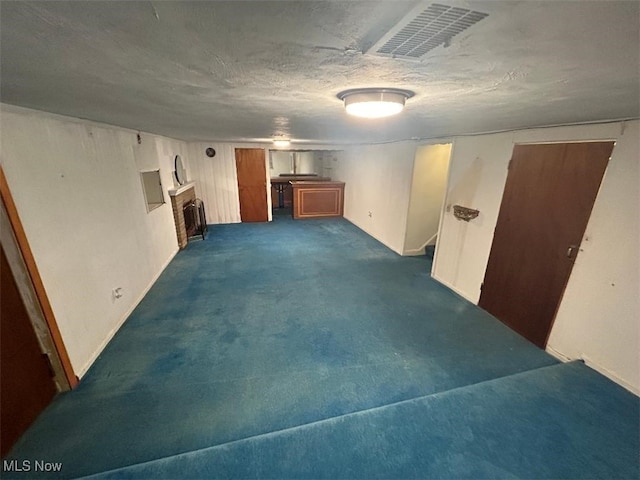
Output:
[[368, 2, 488, 60]]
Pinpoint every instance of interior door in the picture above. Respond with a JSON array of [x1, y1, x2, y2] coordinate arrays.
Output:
[[1, 246, 57, 456], [235, 148, 268, 222], [478, 142, 613, 347]]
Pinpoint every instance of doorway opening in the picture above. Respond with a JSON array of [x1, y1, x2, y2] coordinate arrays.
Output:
[[268, 150, 340, 217], [1, 167, 76, 455], [403, 143, 453, 266]]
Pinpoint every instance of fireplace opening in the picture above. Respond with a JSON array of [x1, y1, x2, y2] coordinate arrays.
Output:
[[183, 198, 207, 241]]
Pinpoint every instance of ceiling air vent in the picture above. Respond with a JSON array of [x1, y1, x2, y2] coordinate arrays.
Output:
[[368, 2, 488, 60]]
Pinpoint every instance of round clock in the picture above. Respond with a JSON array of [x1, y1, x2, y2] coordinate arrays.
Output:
[[205, 147, 216, 158], [174, 155, 186, 185]]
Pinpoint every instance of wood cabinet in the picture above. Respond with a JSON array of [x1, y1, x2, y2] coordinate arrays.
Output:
[[291, 181, 345, 219]]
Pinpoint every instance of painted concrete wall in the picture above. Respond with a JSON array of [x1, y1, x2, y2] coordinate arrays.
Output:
[[331, 142, 417, 254], [0, 104, 183, 376], [433, 120, 639, 393], [403, 143, 452, 255]]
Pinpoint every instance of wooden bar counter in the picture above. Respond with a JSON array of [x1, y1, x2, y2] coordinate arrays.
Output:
[[290, 181, 345, 219], [270, 175, 330, 209]]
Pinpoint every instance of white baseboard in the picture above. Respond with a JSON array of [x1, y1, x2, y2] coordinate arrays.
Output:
[[546, 347, 639, 396], [545, 345, 573, 363], [77, 248, 179, 378], [343, 216, 403, 256], [581, 355, 639, 396], [430, 273, 477, 304]]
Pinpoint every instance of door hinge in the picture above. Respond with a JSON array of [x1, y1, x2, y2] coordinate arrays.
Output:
[[480, 282, 484, 291]]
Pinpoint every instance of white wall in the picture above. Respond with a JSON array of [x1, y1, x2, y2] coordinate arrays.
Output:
[[315, 150, 341, 178], [186, 143, 242, 224], [433, 120, 639, 393], [0, 104, 184, 376], [331, 142, 417, 254], [403, 143, 452, 255], [432, 134, 512, 300]]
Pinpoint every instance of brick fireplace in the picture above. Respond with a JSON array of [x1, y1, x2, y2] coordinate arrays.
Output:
[[168, 182, 196, 249]]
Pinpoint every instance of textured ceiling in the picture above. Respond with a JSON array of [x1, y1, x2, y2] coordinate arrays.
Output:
[[1, 1, 638, 144]]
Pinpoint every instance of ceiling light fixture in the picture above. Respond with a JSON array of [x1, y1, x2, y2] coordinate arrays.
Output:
[[273, 138, 291, 148], [337, 88, 414, 119]]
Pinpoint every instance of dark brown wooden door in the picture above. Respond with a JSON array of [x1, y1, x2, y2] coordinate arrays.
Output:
[[235, 148, 268, 222], [479, 142, 613, 347], [1, 246, 57, 456]]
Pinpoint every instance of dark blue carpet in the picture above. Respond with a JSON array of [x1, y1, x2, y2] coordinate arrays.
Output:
[[4, 216, 637, 478]]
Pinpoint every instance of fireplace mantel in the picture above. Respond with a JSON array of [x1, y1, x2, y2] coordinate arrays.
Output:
[[169, 183, 197, 249], [168, 181, 196, 197]]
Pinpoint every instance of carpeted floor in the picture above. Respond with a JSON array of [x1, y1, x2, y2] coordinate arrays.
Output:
[[86, 362, 639, 480], [4, 216, 639, 479]]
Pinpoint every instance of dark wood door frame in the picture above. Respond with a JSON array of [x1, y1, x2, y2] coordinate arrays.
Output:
[[478, 141, 614, 348], [2, 245, 58, 456], [0, 166, 77, 388]]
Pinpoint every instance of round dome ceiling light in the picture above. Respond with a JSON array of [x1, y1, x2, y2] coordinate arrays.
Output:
[[337, 88, 415, 119]]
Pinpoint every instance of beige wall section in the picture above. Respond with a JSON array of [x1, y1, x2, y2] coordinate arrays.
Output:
[[0, 104, 182, 376], [331, 142, 417, 255], [403, 143, 452, 256], [433, 120, 639, 394]]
